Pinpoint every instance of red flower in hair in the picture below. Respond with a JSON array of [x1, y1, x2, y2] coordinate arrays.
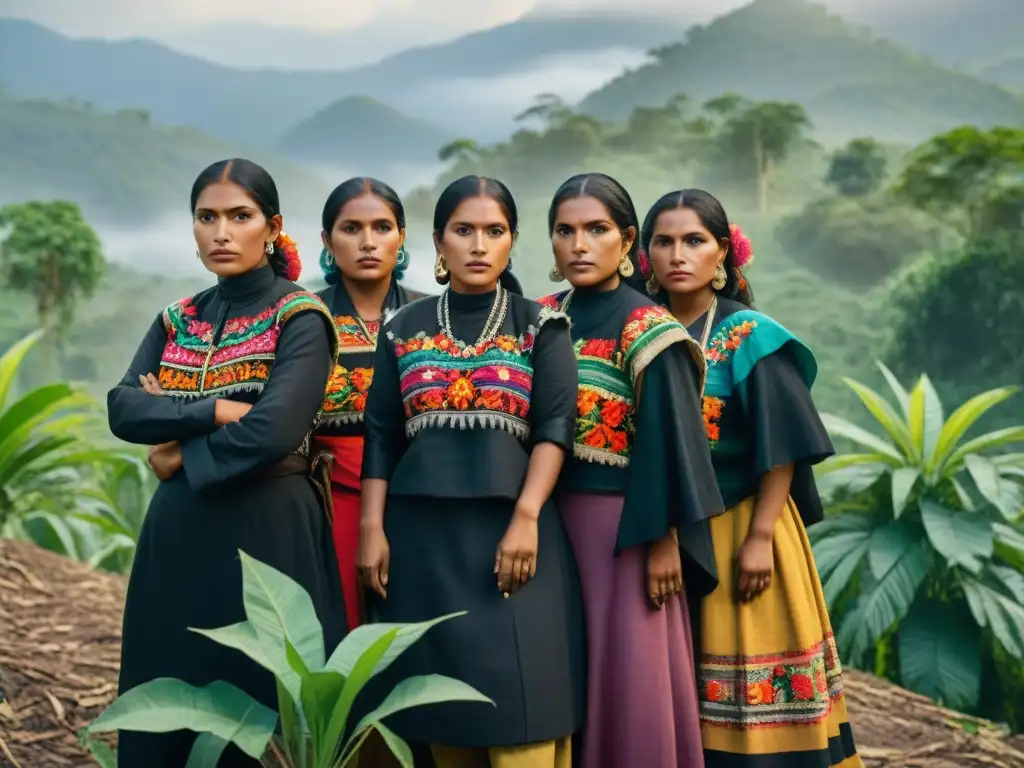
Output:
[[637, 248, 651, 278], [276, 232, 301, 281], [729, 224, 753, 270]]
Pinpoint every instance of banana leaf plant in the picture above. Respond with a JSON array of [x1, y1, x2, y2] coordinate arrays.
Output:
[[810, 362, 1024, 711], [86, 551, 493, 767]]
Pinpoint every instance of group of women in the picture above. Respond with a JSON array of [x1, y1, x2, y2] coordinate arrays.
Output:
[[108, 157, 863, 768]]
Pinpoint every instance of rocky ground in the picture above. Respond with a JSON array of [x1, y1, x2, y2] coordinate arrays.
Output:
[[2, 538, 1024, 767]]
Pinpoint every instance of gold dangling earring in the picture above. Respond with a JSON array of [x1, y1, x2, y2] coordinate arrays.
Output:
[[711, 263, 728, 290], [646, 274, 660, 295], [617, 253, 634, 278], [433, 252, 449, 284], [549, 264, 564, 282]]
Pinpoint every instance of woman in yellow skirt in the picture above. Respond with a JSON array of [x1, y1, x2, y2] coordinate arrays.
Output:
[[640, 188, 863, 768]]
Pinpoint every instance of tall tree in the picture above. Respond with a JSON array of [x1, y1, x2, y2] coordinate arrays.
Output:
[[0, 201, 106, 379], [826, 138, 888, 197], [514, 93, 572, 128], [437, 138, 481, 165]]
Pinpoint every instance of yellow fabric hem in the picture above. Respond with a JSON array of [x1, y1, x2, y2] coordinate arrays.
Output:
[[430, 737, 571, 768]]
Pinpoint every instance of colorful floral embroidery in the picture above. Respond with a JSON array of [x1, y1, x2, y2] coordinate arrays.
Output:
[[706, 319, 757, 365], [621, 305, 693, 382], [700, 634, 845, 729], [335, 315, 378, 353], [158, 291, 336, 398], [572, 338, 634, 467], [321, 365, 373, 423], [703, 396, 725, 445], [389, 329, 537, 439]]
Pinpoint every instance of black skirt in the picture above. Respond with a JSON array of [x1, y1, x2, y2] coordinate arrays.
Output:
[[117, 472, 346, 768], [362, 495, 586, 748]]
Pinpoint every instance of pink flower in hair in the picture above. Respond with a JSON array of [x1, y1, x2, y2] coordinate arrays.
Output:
[[637, 248, 651, 278], [276, 232, 302, 281], [729, 224, 753, 269]]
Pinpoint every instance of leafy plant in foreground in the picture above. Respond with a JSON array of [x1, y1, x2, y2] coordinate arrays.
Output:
[[810, 363, 1024, 711], [87, 550, 493, 766]]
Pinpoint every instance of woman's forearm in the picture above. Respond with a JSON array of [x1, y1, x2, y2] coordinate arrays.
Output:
[[360, 478, 389, 529], [749, 463, 794, 541], [514, 442, 566, 521]]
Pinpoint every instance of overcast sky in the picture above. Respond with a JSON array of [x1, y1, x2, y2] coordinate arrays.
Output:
[[0, 0, 906, 38]]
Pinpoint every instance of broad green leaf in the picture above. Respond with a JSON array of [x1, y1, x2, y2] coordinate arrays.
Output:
[[185, 733, 230, 768], [898, 595, 980, 710], [852, 539, 932, 656], [868, 518, 921, 580], [815, 452, 899, 474], [21, 510, 80, 559], [990, 564, 1024, 605], [959, 577, 1024, 660], [932, 387, 1019, 473], [994, 523, 1024, 556], [346, 674, 494, 750], [814, 463, 890, 500], [88, 678, 277, 759], [819, 414, 904, 462], [372, 723, 415, 768], [188, 621, 302, 701], [891, 468, 920, 518], [820, 539, 870, 609], [964, 455, 1008, 515], [326, 612, 467, 679], [275, 679, 302, 766], [876, 361, 910, 418], [994, 453, 1024, 468], [77, 728, 116, 768], [239, 550, 325, 673], [0, 330, 43, 411], [913, 374, 944, 466], [946, 427, 1024, 476], [840, 376, 915, 459], [920, 500, 993, 574]]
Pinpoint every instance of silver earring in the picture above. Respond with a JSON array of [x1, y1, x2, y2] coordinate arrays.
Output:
[[265, 241, 275, 256]]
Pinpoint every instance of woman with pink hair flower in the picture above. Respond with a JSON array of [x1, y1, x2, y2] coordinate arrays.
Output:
[[641, 189, 863, 768]]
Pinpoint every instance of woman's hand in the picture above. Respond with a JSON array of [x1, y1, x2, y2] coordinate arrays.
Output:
[[736, 531, 774, 602], [139, 373, 166, 395], [495, 506, 539, 597], [148, 441, 182, 480], [647, 532, 683, 609], [214, 399, 253, 426], [357, 522, 391, 600]]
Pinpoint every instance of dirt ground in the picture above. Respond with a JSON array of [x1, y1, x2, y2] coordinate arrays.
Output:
[[2, 538, 1024, 768]]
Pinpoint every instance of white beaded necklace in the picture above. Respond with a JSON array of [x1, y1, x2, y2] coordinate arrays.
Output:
[[436, 283, 509, 346]]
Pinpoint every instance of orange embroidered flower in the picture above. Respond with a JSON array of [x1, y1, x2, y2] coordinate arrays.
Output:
[[447, 377, 475, 409], [579, 339, 616, 359], [703, 396, 725, 444], [583, 426, 607, 448], [350, 368, 373, 393], [705, 680, 727, 703], [600, 400, 628, 429], [577, 390, 601, 417], [495, 335, 517, 352], [606, 426, 629, 454], [349, 393, 366, 412], [747, 680, 775, 706], [477, 390, 505, 410], [815, 668, 828, 693]]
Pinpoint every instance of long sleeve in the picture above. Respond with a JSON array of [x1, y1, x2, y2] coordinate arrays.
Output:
[[527, 319, 577, 451], [106, 314, 216, 445], [736, 349, 834, 526], [178, 311, 333, 492], [361, 331, 408, 481], [617, 343, 724, 597]]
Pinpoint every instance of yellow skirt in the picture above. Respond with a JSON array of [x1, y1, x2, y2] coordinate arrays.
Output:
[[700, 496, 863, 768], [430, 738, 571, 768]]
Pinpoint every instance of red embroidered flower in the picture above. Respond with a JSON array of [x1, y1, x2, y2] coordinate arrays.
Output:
[[729, 224, 753, 270], [791, 673, 815, 701], [579, 339, 616, 359], [447, 377, 475, 410], [773, 665, 786, 679], [705, 680, 727, 703], [180, 298, 198, 317], [600, 400, 628, 429], [275, 232, 302, 281]]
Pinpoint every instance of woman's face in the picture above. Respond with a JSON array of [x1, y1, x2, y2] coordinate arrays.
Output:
[[322, 193, 404, 284], [648, 207, 726, 296], [551, 196, 634, 289], [193, 181, 280, 278], [434, 196, 513, 294]]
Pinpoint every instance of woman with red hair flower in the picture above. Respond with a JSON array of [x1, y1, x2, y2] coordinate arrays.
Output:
[[107, 158, 346, 767], [642, 188, 862, 768]]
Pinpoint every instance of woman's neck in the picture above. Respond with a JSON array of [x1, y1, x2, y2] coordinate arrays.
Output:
[[668, 286, 717, 327], [573, 273, 620, 294], [341, 274, 391, 321]]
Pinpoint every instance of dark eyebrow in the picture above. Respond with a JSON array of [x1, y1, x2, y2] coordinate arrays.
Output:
[[451, 221, 507, 229], [555, 219, 613, 228], [195, 205, 256, 215]]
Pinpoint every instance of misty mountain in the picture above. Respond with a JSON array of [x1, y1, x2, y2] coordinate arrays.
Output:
[[277, 96, 452, 175], [979, 56, 1024, 91], [577, 0, 1024, 144], [0, 14, 686, 146]]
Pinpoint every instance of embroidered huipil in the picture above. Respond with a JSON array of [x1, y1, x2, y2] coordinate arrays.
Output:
[[686, 297, 834, 526], [539, 281, 724, 596]]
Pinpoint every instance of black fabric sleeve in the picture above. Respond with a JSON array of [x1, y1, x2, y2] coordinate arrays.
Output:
[[106, 314, 216, 445], [527, 318, 577, 451], [617, 343, 724, 598], [360, 331, 408, 481], [178, 311, 333, 491], [736, 348, 835, 527]]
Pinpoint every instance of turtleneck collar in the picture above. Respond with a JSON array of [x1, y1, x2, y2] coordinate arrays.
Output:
[[447, 285, 497, 311], [217, 264, 276, 304], [568, 277, 626, 308]]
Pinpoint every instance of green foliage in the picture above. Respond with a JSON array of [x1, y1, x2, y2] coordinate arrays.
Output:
[[775, 195, 950, 288], [810, 364, 1024, 711], [88, 551, 492, 767], [893, 126, 1024, 240], [885, 233, 1024, 398], [826, 138, 888, 197]]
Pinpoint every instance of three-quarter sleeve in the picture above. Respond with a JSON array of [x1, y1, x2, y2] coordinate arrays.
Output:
[[617, 343, 724, 597], [361, 331, 408, 481], [736, 349, 834, 526], [178, 311, 333, 492], [527, 318, 577, 451], [106, 314, 216, 445]]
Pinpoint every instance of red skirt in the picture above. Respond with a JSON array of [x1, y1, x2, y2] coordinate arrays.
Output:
[[319, 436, 365, 631]]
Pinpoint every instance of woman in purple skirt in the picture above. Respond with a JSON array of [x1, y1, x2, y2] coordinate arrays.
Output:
[[538, 173, 725, 768]]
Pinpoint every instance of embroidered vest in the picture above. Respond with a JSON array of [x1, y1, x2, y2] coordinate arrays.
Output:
[[320, 314, 380, 428]]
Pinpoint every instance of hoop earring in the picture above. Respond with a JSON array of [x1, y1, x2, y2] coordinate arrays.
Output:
[[618, 253, 634, 278], [549, 264, 564, 282], [433, 253, 449, 284], [396, 244, 409, 269], [265, 241, 275, 256], [711, 263, 727, 291], [646, 275, 660, 295]]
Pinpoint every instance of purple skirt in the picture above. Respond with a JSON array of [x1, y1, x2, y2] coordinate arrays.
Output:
[[558, 492, 705, 768]]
